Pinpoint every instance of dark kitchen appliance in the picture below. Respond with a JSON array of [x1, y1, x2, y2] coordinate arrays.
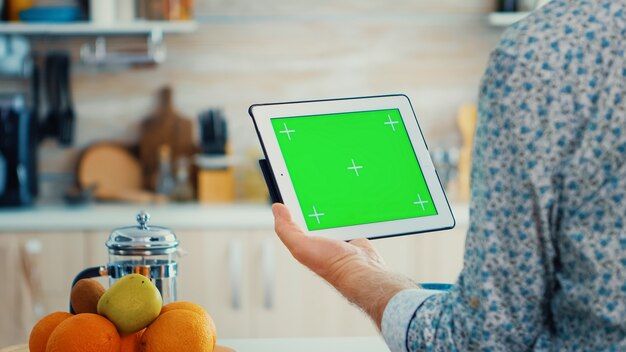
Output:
[[0, 39, 76, 207], [0, 94, 37, 207]]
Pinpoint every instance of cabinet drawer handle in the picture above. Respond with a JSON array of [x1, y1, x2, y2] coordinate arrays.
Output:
[[229, 239, 243, 310], [261, 238, 275, 309], [23, 239, 44, 318]]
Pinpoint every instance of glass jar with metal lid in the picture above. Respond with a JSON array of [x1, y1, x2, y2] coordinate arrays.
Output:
[[70, 211, 179, 312]]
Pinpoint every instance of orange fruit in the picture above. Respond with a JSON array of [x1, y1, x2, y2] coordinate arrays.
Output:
[[160, 301, 217, 348], [120, 329, 145, 352], [140, 310, 214, 352], [46, 313, 120, 352], [29, 311, 72, 352]]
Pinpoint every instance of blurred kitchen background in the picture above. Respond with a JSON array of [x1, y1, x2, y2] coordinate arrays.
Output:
[[0, 0, 549, 347]]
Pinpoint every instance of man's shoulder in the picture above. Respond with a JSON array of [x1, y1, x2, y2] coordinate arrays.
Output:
[[496, 0, 626, 66]]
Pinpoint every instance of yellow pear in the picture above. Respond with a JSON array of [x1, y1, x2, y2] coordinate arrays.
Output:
[[97, 273, 162, 335]]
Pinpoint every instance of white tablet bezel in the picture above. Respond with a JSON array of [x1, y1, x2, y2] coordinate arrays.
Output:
[[250, 94, 455, 241]]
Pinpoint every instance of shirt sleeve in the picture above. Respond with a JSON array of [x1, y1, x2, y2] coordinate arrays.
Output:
[[381, 289, 444, 352], [395, 49, 558, 351]]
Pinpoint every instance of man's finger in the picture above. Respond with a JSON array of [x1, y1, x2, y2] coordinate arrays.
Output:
[[272, 203, 309, 251]]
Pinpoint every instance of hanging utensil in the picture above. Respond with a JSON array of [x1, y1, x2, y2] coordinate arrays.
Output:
[[57, 51, 74, 145], [41, 51, 74, 146]]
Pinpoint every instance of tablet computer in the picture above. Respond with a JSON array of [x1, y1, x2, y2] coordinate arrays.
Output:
[[250, 94, 455, 241]]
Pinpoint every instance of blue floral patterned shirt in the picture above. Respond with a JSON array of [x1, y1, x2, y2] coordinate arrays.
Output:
[[381, 1, 626, 350]]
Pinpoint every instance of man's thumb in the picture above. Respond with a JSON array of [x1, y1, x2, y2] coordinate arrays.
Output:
[[272, 203, 291, 220], [272, 203, 306, 250]]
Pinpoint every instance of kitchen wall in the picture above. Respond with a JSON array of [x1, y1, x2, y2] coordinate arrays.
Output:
[[33, 0, 503, 200]]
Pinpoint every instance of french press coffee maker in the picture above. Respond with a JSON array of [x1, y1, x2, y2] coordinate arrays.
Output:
[[71, 211, 179, 312]]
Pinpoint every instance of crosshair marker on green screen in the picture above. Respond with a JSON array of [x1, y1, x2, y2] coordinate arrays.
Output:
[[272, 109, 437, 231]]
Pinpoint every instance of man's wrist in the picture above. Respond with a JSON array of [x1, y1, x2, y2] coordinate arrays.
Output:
[[369, 272, 417, 328], [332, 263, 416, 329]]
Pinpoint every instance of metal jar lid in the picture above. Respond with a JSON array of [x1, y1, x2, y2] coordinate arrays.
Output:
[[106, 211, 179, 255]]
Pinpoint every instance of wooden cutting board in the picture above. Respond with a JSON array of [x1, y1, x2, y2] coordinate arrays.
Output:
[[139, 86, 196, 191], [0, 344, 235, 352], [457, 104, 477, 202], [77, 143, 164, 203]]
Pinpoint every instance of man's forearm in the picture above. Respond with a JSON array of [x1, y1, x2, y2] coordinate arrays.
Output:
[[330, 263, 417, 329]]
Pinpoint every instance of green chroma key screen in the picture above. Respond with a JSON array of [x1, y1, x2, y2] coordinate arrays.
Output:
[[272, 108, 437, 231]]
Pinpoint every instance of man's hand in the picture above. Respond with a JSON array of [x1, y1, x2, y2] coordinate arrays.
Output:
[[272, 203, 416, 328]]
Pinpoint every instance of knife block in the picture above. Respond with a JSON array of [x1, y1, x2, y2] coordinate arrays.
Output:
[[197, 168, 235, 203]]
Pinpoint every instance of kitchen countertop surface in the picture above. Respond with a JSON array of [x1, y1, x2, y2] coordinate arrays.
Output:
[[0, 337, 390, 352], [0, 203, 274, 232], [220, 336, 390, 352], [0, 202, 469, 232]]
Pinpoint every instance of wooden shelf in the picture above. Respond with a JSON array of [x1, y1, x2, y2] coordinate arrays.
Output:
[[0, 20, 198, 35], [488, 12, 530, 27]]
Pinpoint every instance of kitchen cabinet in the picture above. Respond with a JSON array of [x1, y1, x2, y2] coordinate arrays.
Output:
[[0, 232, 86, 346], [0, 204, 468, 346], [24, 233, 86, 315], [174, 230, 377, 338], [246, 231, 377, 337], [176, 230, 254, 338], [176, 227, 466, 338]]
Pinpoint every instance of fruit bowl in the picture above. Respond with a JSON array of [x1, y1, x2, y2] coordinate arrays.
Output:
[[0, 344, 236, 352]]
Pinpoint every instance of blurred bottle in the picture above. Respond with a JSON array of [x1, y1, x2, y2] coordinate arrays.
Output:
[[170, 157, 194, 202], [138, 0, 193, 20], [497, 0, 518, 12], [518, 0, 539, 11], [116, 0, 137, 22], [90, 0, 116, 24], [138, 0, 164, 20], [7, 0, 33, 21], [165, 0, 193, 20], [156, 144, 175, 196], [430, 148, 459, 199], [241, 148, 269, 203]]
